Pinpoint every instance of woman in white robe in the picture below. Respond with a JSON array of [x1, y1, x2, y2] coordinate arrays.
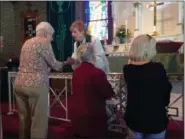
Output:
[[68, 20, 110, 73]]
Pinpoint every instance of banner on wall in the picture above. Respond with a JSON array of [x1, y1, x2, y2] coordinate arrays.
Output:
[[21, 5, 39, 44], [47, 1, 75, 61], [24, 17, 37, 37]]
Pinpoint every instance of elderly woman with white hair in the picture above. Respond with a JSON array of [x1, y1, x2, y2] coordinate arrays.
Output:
[[68, 43, 114, 137], [123, 34, 172, 139], [13, 22, 72, 139]]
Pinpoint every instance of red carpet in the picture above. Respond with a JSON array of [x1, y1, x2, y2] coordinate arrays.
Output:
[[1, 103, 74, 138], [1, 103, 184, 139]]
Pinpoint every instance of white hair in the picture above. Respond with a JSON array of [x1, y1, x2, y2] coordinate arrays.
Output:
[[129, 34, 157, 61], [77, 43, 95, 63], [36, 22, 54, 37]]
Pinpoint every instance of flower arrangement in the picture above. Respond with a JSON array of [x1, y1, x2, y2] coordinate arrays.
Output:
[[115, 25, 132, 44]]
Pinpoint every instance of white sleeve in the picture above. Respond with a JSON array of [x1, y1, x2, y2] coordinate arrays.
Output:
[[71, 42, 80, 70], [92, 38, 105, 69], [92, 38, 110, 73]]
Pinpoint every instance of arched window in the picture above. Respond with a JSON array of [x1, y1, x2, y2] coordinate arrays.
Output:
[[84, 1, 113, 44]]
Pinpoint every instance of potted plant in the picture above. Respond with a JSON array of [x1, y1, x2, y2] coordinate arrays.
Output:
[[115, 25, 132, 44]]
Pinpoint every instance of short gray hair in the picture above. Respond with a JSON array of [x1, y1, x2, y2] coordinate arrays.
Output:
[[36, 22, 54, 36], [77, 43, 95, 63], [129, 34, 157, 61]]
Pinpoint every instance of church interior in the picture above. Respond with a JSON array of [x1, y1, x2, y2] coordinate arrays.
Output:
[[0, 1, 184, 138]]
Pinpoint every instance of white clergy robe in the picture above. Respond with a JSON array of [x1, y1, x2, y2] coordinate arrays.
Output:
[[71, 36, 110, 73]]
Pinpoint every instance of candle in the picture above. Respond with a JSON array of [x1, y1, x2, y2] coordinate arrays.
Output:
[[135, 7, 138, 29], [114, 23, 116, 37], [153, 26, 156, 32], [125, 20, 128, 35], [0, 36, 4, 52], [125, 20, 128, 50]]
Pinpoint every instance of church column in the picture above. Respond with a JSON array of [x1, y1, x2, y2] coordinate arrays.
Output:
[[177, 1, 184, 52], [0, 36, 4, 52], [133, 1, 142, 36], [178, 1, 183, 25], [112, 1, 119, 38]]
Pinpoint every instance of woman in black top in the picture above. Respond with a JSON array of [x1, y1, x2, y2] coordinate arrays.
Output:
[[123, 34, 172, 139]]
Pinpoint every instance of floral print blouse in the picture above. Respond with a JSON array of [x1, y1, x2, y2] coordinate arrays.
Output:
[[14, 38, 63, 87]]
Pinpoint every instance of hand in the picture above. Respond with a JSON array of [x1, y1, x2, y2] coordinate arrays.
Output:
[[126, 127, 135, 138], [128, 59, 131, 64], [65, 57, 76, 65]]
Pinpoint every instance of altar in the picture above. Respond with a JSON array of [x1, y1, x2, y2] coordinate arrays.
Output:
[[106, 34, 184, 73], [108, 53, 184, 73]]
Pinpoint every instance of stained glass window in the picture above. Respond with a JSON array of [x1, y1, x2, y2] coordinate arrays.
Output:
[[85, 1, 109, 40]]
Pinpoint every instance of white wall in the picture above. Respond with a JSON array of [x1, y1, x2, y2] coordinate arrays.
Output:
[[112, 1, 183, 38], [112, 1, 135, 38]]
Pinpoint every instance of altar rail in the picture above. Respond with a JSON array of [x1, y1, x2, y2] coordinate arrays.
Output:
[[7, 72, 184, 122], [7, 72, 126, 122]]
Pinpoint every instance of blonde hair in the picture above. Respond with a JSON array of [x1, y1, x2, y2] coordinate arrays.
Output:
[[77, 43, 95, 63], [70, 20, 85, 32], [129, 34, 157, 61]]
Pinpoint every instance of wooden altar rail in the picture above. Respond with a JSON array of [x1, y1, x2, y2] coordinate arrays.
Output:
[[7, 72, 184, 122]]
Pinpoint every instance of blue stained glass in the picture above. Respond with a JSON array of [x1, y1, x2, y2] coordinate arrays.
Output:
[[89, 20, 108, 40], [89, 1, 108, 20], [88, 1, 108, 40]]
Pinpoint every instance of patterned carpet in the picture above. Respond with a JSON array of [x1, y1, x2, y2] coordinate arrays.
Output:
[[1, 103, 127, 138], [0, 102, 184, 139]]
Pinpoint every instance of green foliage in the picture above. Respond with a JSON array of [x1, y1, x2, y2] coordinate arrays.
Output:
[[115, 25, 132, 38]]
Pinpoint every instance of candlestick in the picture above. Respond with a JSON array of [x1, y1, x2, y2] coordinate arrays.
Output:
[[151, 25, 159, 36], [153, 26, 156, 32], [0, 36, 4, 52]]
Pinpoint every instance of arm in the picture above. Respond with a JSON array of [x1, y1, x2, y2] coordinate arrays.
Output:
[[38, 43, 64, 71], [165, 80, 172, 106], [123, 65, 129, 84], [159, 64, 172, 106], [96, 70, 115, 99]]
